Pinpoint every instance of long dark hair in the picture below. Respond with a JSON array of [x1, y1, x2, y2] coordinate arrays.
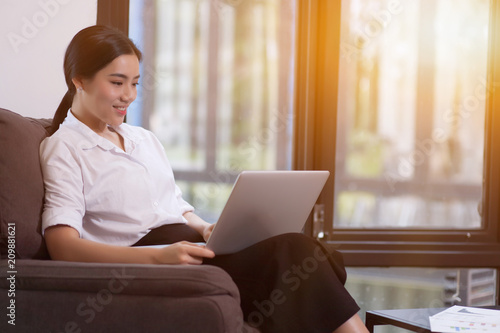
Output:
[[50, 25, 142, 135]]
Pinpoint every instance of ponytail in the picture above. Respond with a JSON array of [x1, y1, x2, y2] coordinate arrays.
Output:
[[49, 90, 74, 135]]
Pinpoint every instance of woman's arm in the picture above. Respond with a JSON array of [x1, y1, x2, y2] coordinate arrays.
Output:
[[183, 211, 215, 241], [44, 225, 215, 265]]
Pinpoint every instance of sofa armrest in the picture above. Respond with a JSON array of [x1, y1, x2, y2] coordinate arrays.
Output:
[[1, 259, 240, 300], [1, 260, 260, 333]]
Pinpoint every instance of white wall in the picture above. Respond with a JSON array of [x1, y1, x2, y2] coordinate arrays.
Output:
[[0, 0, 97, 118]]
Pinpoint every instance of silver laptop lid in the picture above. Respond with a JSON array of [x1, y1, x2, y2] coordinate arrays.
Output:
[[206, 170, 329, 254]]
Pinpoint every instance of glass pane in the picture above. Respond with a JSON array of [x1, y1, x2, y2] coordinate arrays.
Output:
[[215, 1, 295, 172], [130, 0, 295, 220], [177, 180, 233, 223], [347, 267, 497, 333], [335, 0, 490, 229]]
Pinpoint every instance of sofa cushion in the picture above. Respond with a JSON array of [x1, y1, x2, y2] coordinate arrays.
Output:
[[0, 108, 51, 259]]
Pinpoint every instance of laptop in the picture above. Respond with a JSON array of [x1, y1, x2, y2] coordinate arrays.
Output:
[[205, 170, 330, 254]]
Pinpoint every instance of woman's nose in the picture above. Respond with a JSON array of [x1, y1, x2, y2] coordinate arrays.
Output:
[[121, 85, 136, 102]]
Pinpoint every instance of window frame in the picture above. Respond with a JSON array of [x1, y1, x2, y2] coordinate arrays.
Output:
[[96, 0, 130, 33], [294, 0, 500, 303]]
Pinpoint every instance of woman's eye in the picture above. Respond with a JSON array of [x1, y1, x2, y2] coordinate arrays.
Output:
[[111, 81, 123, 86], [133, 82, 139, 87]]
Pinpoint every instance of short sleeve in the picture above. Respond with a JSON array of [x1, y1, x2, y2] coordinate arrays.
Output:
[[39, 137, 85, 237]]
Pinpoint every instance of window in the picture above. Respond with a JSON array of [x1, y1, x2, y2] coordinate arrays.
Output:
[[335, 0, 489, 231], [330, 0, 499, 252], [128, 0, 296, 221], [294, 0, 500, 305]]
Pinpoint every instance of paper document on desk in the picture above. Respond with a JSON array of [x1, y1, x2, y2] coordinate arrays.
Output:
[[429, 306, 500, 332]]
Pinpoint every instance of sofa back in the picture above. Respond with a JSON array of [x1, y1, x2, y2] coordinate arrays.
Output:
[[0, 108, 51, 259]]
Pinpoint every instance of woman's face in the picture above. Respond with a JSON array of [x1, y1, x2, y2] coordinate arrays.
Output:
[[75, 54, 140, 129]]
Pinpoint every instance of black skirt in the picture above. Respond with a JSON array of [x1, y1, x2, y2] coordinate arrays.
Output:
[[133, 224, 360, 333]]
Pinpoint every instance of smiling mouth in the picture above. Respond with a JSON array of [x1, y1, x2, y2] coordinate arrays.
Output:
[[114, 106, 127, 115]]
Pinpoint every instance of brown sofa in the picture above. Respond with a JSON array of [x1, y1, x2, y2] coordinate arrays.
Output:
[[0, 107, 257, 333]]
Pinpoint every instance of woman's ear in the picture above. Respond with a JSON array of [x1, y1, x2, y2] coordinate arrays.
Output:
[[71, 77, 84, 92]]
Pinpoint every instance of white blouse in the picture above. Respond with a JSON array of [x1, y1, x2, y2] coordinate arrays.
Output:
[[40, 111, 194, 246]]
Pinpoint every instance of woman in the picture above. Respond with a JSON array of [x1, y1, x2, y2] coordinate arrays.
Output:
[[41, 25, 368, 333]]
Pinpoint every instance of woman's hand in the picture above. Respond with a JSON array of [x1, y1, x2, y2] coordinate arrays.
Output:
[[202, 223, 216, 242], [184, 211, 216, 242], [153, 241, 215, 265]]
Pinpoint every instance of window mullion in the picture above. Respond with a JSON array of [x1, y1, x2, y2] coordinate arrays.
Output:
[[483, 0, 500, 241], [97, 0, 129, 34]]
